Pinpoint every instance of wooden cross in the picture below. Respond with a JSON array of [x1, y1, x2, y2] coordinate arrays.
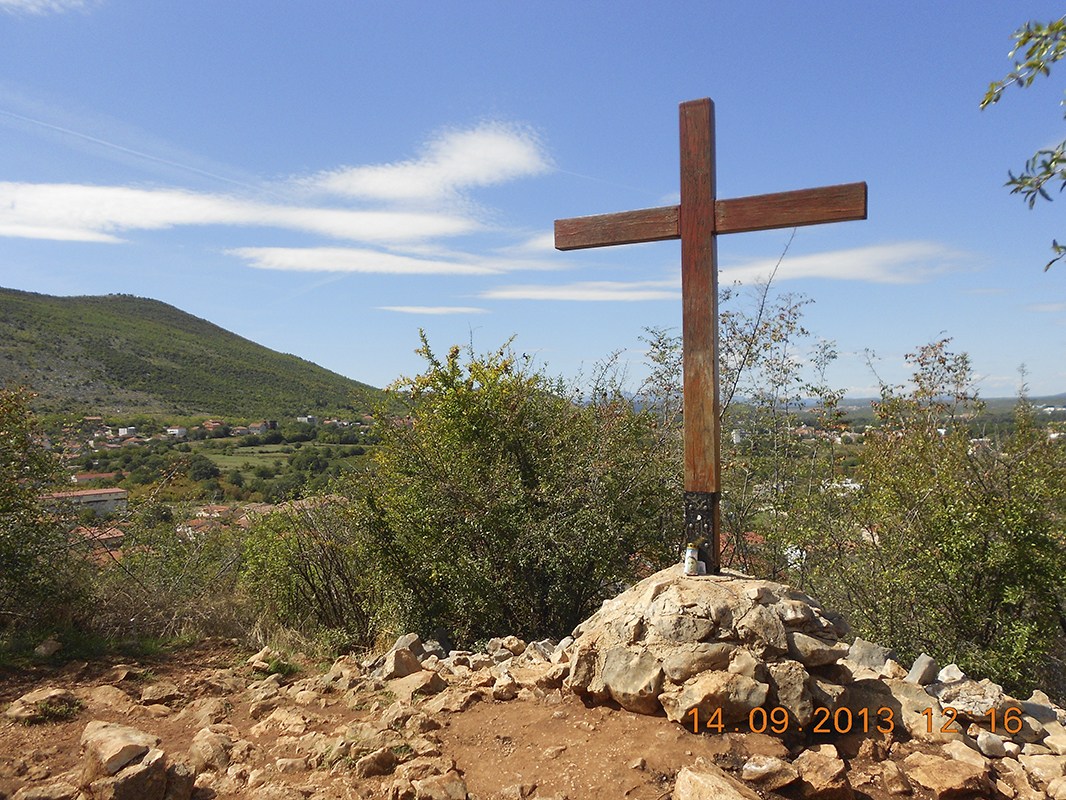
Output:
[[554, 98, 867, 573]]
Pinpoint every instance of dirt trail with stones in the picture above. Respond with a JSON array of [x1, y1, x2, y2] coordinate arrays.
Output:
[[2, 565, 1066, 800]]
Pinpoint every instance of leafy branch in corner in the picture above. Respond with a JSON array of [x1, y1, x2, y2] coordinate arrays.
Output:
[[981, 16, 1066, 270]]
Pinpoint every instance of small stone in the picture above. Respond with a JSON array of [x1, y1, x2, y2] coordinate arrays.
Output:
[[857, 738, 888, 762], [767, 659, 813, 726], [500, 635, 526, 656], [543, 745, 567, 760], [247, 646, 273, 666], [187, 726, 235, 773], [792, 749, 852, 800], [977, 730, 1007, 758], [628, 757, 645, 770], [741, 754, 799, 791], [848, 637, 898, 670], [1019, 753, 1066, 787], [408, 736, 442, 757], [658, 670, 768, 726], [275, 757, 307, 773], [495, 783, 537, 800], [746, 585, 773, 603], [600, 648, 664, 715], [787, 631, 849, 667], [881, 761, 912, 796], [355, 747, 399, 778], [412, 769, 469, 799], [941, 740, 988, 770], [393, 633, 425, 658], [377, 648, 423, 681], [163, 761, 195, 800], [140, 682, 181, 705], [5, 687, 79, 723], [905, 653, 939, 685], [1047, 776, 1066, 800], [1045, 730, 1066, 757], [80, 720, 161, 779], [880, 659, 908, 679], [12, 782, 78, 800], [88, 746, 167, 800], [936, 664, 965, 683], [674, 761, 763, 800], [492, 672, 519, 701], [33, 639, 62, 658], [391, 669, 448, 703], [906, 756, 989, 799]]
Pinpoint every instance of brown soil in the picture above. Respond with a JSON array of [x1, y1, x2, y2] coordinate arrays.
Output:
[[0, 639, 953, 800]]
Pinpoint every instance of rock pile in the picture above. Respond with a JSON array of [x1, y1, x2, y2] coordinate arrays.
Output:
[[3, 563, 1066, 799], [566, 563, 1066, 799]]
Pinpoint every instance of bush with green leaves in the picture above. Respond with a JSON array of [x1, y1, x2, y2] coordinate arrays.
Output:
[[239, 498, 385, 653], [0, 386, 87, 632], [335, 334, 679, 646], [785, 340, 1066, 694], [89, 499, 248, 641]]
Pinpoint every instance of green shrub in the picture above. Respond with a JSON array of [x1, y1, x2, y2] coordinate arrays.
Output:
[[0, 386, 89, 632], [786, 341, 1066, 694], [350, 334, 678, 645]]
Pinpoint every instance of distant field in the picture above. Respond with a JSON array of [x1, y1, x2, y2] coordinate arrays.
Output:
[[193, 440, 372, 477]]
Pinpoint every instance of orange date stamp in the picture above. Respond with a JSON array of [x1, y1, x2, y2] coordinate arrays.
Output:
[[687, 705, 1025, 735]]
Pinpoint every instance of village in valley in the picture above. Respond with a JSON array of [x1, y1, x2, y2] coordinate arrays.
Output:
[[37, 412, 382, 565]]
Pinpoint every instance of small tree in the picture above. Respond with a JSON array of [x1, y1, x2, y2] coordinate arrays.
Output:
[[0, 386, 85, 631], [349, 333, 678, 645], [787, 340, 1066, 693]]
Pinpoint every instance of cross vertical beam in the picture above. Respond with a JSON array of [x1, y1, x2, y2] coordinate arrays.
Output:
[[678, 98, 721, 572], [554, 97, 866, 575]]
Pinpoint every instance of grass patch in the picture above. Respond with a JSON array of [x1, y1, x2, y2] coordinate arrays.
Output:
[[25, 697, 83, 725], [266, 656, 299, 678]]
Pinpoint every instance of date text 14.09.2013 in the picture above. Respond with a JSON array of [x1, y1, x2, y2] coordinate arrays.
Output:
[[688, 705, 1025, 736]]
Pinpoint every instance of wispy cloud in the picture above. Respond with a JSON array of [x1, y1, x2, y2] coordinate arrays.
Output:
[[304, 122, 551, 202], [378, 306, 489, 315], [0, 183, 475, 243], [0, 0, 90, 13], [0, 108, 272, 195], [721, 242, 973, 285], [481, 279, 680, 301], [230, 246, 499, 275], [1023, 302, 1066, 313], [504, 231, 556, 254]]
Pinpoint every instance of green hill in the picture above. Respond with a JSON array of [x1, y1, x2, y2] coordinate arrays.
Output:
[[0, 288, 385, 418]]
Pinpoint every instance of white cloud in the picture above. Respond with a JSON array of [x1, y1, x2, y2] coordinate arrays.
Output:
[[378, 306, 489, 315], [227, 242, 566, 275], [0, 182, 476, 243], [1023, 302, 1066, 313], [305, 122, 550, 201], [505, 231, 556, 254], [0, 0, 89, 13], [481, 279, 680, 301], [721, 242, 972, 285], [230, 246, 499, 275]]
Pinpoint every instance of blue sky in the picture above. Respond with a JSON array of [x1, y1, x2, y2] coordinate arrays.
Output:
[[1, 2, 1064, 398]]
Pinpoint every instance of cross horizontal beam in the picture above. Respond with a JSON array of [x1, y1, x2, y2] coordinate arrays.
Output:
[[554, 181, 867, 251]]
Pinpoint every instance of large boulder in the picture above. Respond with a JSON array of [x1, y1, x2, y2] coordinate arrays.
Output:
[[567, 564, 848, 716]]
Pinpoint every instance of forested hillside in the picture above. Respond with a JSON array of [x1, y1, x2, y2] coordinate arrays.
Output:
[[0, 288, 384, 417]]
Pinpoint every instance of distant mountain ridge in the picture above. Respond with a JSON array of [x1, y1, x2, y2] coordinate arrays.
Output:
[[0, 287, 384, 418]]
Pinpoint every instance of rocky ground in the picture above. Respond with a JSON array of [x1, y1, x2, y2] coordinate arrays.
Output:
[[2, 566, 1066, 800]]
